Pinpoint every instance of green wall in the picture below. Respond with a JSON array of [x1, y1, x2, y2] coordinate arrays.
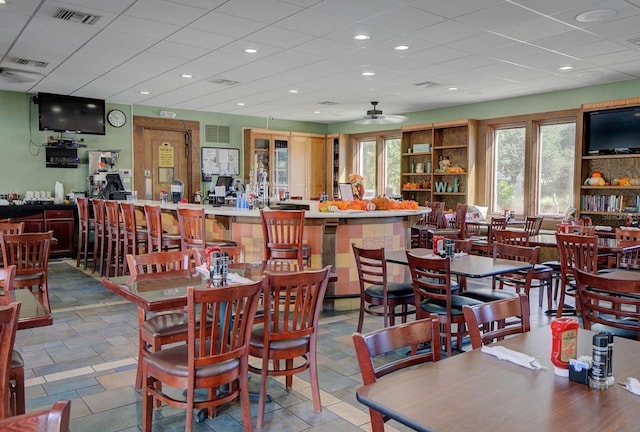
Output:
[[2, 78, 640, 196]]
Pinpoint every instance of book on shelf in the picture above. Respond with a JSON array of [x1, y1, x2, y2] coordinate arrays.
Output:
[[581, 194, 640, 212]]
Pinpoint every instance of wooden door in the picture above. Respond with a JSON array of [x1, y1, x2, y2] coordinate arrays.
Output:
[[133, 117, 200, 202]]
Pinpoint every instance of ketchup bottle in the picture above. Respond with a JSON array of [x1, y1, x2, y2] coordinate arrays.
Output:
[[550, 318, 579, 376]]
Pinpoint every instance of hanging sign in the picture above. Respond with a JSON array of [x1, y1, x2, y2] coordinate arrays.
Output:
[[158, 142, 174, 167]]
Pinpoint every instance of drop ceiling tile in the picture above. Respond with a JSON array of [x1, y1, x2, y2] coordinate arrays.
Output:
[[275, 8, 353, 36], [246, 26, 316, 49], [512, 0, 602, 15], [106, 15, 181, 38], [551, 0, 640, 30], [490, 42, 564, 63], [312, 0, 412, 20], [145, 40, 210, 60], [215, 0, 302, 24], [125, 0, 209, 25], [607, 60, 640, 77], [561, 40, 629, 59], [413, 19, 484, 45], [584, 14, 640, 38], [362, 5, 444, 34], [530, 29, 601, 51], [409, 0, 505, 20], [492, 16, 575, 42], [166, 28, 235, 51], [448, 32, 517, 54], [55, 0, 136, 14], [588, 49, 640, 66], [456, 2, 540, 31], [190, 11, 266, 38]]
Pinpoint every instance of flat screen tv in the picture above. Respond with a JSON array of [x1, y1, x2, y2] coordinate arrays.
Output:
[[37, 92, 106, 135], [585, 106, 640, 155]]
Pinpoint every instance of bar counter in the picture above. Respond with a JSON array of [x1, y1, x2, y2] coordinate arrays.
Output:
[[131, 199, 427, 310]]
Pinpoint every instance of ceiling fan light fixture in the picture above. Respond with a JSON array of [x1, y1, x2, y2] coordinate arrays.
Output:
[[354, 101, 407, 125]]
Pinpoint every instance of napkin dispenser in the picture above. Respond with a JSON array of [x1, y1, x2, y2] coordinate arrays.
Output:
[[569, 357, 591, 384]]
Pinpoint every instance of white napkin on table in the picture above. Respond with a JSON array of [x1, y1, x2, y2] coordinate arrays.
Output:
[[481, 345, 543, 370], [225, 272, 254, 285], [621, 377, 640, 396]]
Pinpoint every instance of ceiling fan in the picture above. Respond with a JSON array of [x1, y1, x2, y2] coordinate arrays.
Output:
[[354, 101, 407, 125], [0, 67, 43, 83]]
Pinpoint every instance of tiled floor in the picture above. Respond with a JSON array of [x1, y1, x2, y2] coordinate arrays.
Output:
[[16, 259, 559, 431]]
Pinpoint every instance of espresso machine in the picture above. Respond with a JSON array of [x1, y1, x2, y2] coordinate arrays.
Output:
[[87, 150, 130, 199], [171, 179, 184, 203]]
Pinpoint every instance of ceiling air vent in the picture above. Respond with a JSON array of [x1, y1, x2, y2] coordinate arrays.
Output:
[[414, 81, 439, 88], [211, 78, 240, 86], [205, 125, 230, 143], [317, 101, 338, 106], [53, 8, 100, 25], [13, 58, 49, 68]]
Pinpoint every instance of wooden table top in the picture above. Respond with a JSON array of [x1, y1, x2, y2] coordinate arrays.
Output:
[[357, 327, 640, 432], [103, 263, 337, 313], [386, 248, 532, 278], [1, 289, 53, 330]]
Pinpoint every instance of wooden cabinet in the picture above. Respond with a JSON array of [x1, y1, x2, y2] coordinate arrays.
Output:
[[290, 133, 326, 199], [326, 134, 348, 199], [9, 208, 75, 257], [577, 99, 640, 226], [401, 120, 477, 208], [243, 129, 290, 197]]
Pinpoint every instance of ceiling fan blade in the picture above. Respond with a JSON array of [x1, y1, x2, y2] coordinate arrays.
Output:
[[354, 114, 407, 125]]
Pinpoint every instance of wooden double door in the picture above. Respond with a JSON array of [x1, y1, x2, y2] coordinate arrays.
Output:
[[133, 117, 200, 202]]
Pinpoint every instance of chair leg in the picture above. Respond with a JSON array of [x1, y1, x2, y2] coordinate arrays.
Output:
[[239, 362, 252, 432], [309, 341, 321, 412], [257, 355, 270, 429], [10, 366, 24, 416], [356, 298, 365, 333], [142, 373, 154, 432]]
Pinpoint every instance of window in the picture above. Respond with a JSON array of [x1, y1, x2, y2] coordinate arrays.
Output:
[[354, 132, 401, 198], [538, 122, 576, 215], [493, 127, 526, 214], [488, 114, 576, 217]]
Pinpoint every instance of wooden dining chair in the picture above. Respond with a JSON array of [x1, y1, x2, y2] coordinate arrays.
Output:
[[493, 230, 554, 308], [352, 315, 441, 432], [249, 266, 331, 429], [411, 201, 444, 248], [75, 197, 94, 270], [575, 269, 640, 340], [142, 280, 262, 432], [0, 266, 24, 418], [462, 243, 538, 305], [260, 209, 306, 267], [143, 204, 181, 253], [120, 202, 148, 274], [0, 302, 20, 420], [555, 233, 599, 318], [524, 216, 544, 236], [0, 222, 24, 269], [0, 231, 53, 313], [406, 252, 482, 356], [610, 227, 640, 269], [352, 244, 415, 332], [472, 217, 507, 255], [0, 399, 71, 432], [176, 207, 236, 251], [462, 293, 531, 349], [125, 250, 194, 390]]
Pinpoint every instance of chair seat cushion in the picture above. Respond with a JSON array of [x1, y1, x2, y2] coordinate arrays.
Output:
[[420, 295, 483, 316], [145, 344, 239, 378], [15, 273, 44, 282], [461, 288, 519, 302], [364, 282, 414, 299], [591, 319, 639, 340], [541, 260, 561, 270], [141, 312, 188, 338], [250, 325, 309, 351]]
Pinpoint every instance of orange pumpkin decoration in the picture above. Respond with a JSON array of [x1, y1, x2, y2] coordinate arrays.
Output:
[[591, 171, 603, 177]]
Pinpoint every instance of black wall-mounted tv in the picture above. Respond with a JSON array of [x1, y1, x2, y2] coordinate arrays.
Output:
[[585, 106, 640, 155], [37, 92, 106, 135]]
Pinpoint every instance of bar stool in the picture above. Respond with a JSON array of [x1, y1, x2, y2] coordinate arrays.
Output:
[[260, 209, 305, 267], [176, 207, 236, 251], [90, 199, 107, 275], [143, 204, 181, 252], [104, 200, 125, 277], [120, 202, 148, 274], [75, 197, 94, 270]]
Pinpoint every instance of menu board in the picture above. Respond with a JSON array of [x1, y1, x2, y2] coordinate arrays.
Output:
[[201, 147, 240, 181]]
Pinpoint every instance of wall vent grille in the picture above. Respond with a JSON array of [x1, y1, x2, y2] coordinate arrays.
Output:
[[205, 125, 230, 143], [53, 8, 100, 25]]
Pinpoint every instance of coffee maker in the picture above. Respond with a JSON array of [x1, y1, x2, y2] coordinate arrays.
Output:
[[171, 179, 183, 203]]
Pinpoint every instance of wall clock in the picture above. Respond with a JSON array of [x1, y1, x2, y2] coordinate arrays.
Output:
[[107, 109, 126, 128]]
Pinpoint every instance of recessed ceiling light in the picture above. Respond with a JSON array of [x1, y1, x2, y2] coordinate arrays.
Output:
[[448, 87, 458, 91], [140, 90, 150, 95], [244, 48, 258, 54], [354, 34, 370, 41], [361, 71, 375, 76], [288, 89, 298, 94], [394, 45, 409, 51], [237, 102, 245, 106], [576, 9, 616, 23], [181, 73, 193, 78], [0, 1, 7, 5], [559, 65, 574, 71], [314, 111, 321, 114]]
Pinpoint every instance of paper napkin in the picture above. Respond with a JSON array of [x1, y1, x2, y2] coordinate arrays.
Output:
[[225, 272, 254, 285], [621, 377, 640, 396], [481, 345, 543, 370]]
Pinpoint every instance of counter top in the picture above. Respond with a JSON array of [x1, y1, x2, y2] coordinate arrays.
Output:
[[130, 199, 428, 219], [0, 204, 76, 218]]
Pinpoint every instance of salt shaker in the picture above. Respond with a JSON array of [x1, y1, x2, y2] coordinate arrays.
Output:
[[210, 252, 222, 286], [221, 251, 229, 283]]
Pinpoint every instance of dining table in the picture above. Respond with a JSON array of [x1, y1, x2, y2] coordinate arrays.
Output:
[[1, 284, 53, 330], [385, 248, 532, 279], [356, 327, 640, 432], [528, 233, 640, 255]]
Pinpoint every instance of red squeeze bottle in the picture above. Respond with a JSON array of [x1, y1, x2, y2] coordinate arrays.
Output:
[[550, 318, 579, 376]]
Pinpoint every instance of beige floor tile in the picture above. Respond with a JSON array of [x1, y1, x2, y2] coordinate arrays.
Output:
[[327, 401, 370, 426], [96, 369, 137, 390]]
